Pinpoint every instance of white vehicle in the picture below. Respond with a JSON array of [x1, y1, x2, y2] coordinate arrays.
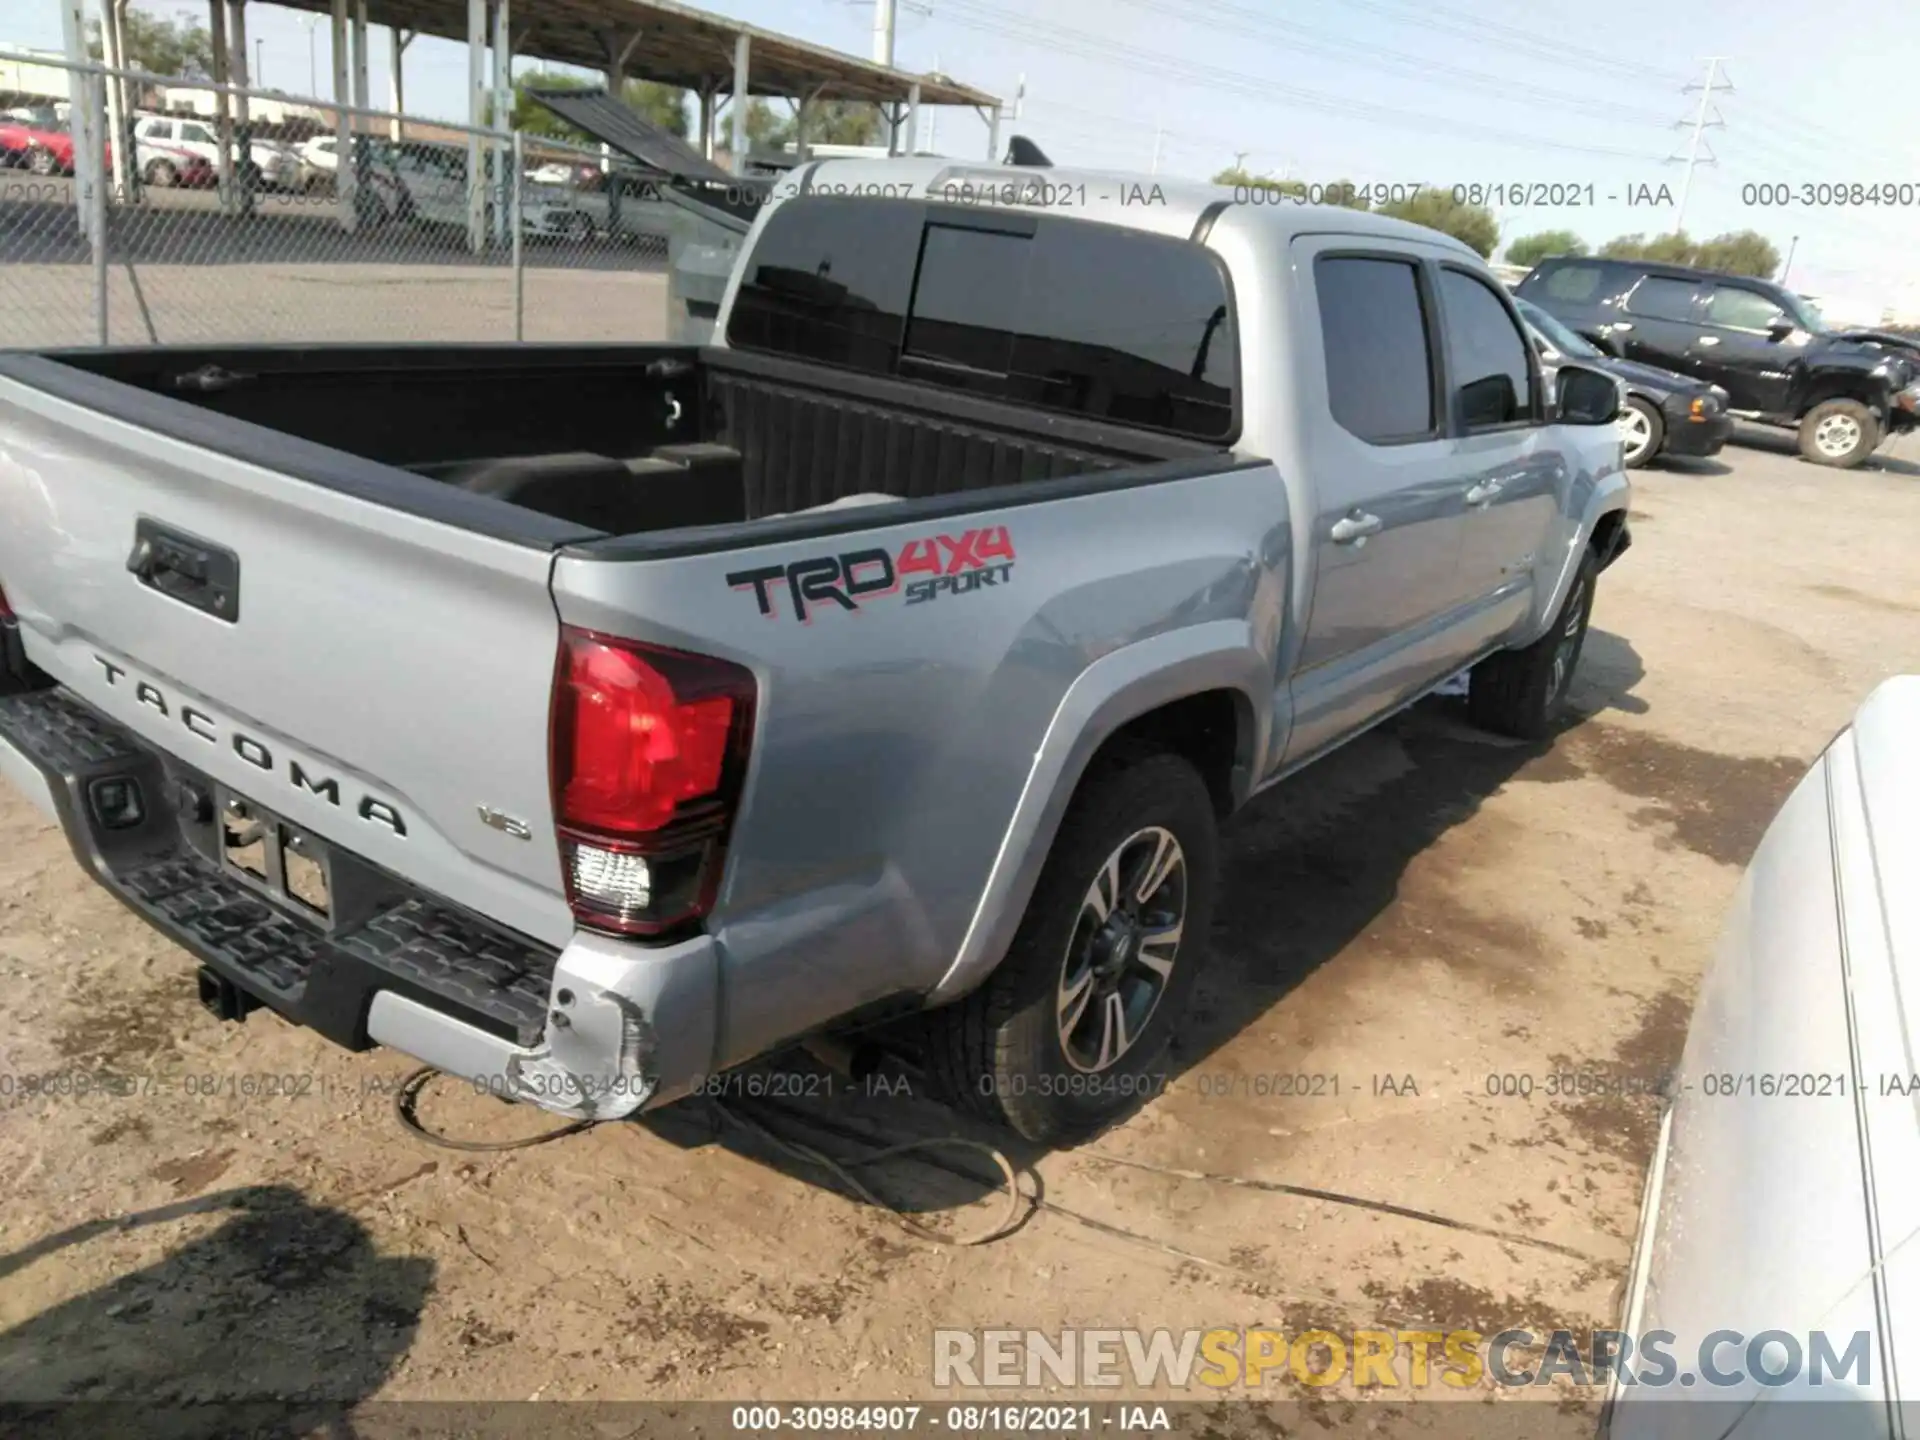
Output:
[[376, 142, 594, 240], [297, 134, 339, 185], [132, 113, 300, 191], [1605, 675, 1920, 1433]]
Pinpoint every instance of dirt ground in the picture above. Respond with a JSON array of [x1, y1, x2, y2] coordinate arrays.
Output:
[[2, 430, 1918, 1435]]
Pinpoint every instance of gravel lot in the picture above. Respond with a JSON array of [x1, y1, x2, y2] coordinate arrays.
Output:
[[1, 431, 1918, 1433]]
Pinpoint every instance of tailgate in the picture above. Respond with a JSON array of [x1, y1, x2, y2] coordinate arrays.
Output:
[[0, 363, 577, 948]]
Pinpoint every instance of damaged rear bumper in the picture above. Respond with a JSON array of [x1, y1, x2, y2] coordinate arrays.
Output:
[[0, 685, 718, 1121]]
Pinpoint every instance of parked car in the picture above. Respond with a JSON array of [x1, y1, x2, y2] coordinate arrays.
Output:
[[114, 138, 218, 191], [0, 114, 214, 191], [0, 162, 1632, 1143], [1518, 256, 1920, 469], [0, 114, 76, 175], [296, 133, 339, 190], [131, 113, 301, 191], [1514, 295, 1731, 468], [1603, 675, 1919, 1435]]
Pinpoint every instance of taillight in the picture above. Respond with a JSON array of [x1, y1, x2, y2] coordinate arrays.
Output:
[[549, 626, 756, 937], [0, 581, 13, 622]]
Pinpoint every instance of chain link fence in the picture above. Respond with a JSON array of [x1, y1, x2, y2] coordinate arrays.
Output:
[[0, 57, 673, 348]]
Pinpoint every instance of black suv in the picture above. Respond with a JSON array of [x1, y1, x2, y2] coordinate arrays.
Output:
[[1517, 256, 1920, 468]]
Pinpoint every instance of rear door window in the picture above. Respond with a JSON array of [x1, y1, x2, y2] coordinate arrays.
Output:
[[727, 196, 1238, 441], [1314, 255, 1436, 444], [1624, 276, 1699, 321]]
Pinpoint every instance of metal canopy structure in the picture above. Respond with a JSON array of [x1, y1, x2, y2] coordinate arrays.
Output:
[[261, 0, 999, 108], [524, 84, 732, 181], [69, 0, 1002, 256]]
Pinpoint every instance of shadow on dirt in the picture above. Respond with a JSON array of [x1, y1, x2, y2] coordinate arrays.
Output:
[[642, 631, 1656, 1217], [0, 1184, 431, 1440]]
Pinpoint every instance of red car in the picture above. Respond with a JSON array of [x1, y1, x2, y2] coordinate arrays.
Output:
[[0, 115, 215, 190], [0, 116, 75, 175]]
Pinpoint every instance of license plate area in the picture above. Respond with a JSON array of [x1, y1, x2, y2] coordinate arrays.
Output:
[[218, 789, 333, 923]]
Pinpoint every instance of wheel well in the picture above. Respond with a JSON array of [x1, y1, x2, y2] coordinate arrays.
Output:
[[1799, 379, 1882, 418], [1590, 510, 1629, 570], [1091, 689, 1247, 818]]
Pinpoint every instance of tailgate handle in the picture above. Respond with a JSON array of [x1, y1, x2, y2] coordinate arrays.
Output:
[[127, 519, 241, 622]]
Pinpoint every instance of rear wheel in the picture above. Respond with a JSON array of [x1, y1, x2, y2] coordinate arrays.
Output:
[[27, 146, 58, 176], [1798, 398, 1878, 468], [1618, 396, 1664, 468], [926, 752, 1218, 1143], [145, 158, 178, 188], [1467, 549, 1598, 740]]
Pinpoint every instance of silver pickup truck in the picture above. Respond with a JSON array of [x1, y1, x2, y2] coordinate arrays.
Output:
[[0, 160, 1631, 1142]]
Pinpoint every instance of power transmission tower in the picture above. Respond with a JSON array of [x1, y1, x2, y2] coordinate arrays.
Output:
[[1669, 57, 1729, 235]]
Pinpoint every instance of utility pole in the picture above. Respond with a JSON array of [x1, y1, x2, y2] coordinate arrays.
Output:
[[873, 0, 895, 152], [254, 37, 263, 87], [1150, 119, 1164, 175], [1780, 234, 1799, 285], [1669, 56, 1728, 236]]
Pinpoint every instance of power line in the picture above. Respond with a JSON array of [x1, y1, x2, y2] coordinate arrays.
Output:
[[1109, 0, 1679, 129], [928, 0, 1671, 161], [1335, 0, 1685, 90]]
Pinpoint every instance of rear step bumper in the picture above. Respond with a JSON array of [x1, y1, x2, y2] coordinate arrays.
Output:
[[0, 686, 721, 1120]]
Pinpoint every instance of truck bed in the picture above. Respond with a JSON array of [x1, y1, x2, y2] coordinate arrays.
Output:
[[28, 344, 1217, 540]]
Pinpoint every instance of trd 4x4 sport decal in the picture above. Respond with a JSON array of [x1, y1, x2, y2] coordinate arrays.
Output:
[[728, 525, 1016, 623]]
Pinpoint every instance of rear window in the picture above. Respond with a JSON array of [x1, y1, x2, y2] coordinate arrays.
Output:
[[727, 196, 1237, 441]]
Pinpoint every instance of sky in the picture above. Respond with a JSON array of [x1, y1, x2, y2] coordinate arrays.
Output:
[[12, 0, 1917, 321]]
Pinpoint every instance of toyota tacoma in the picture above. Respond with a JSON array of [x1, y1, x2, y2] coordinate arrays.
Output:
[[0, 160, 1631, 1142]]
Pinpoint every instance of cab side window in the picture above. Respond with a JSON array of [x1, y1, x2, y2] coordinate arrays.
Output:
[[1315, 254, 1438, 445], [1438, 268, 1534, 430], [1705, 286, 1788, 332]]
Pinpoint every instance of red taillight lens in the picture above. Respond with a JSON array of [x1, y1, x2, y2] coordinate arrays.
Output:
[[549, 626, 756, 936], [557, 637, 735, 834], [0, 582, 13, 622]]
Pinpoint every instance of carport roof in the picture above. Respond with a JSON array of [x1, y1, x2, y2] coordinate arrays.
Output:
[[264, 0, 1000, 108]]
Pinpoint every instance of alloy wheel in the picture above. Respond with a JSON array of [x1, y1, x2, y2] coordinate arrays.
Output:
[[1618, 405, 1654, 465], [1056, 826, 1187, 1073], [1549, 578, 1588, 701]]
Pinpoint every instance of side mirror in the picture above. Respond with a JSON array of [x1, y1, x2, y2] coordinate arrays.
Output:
[[1766, 318, 1796, 342], [1555, 364, 1621, 425]]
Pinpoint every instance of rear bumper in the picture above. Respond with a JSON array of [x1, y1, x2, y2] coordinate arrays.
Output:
[[0, 686, 719, 1120]]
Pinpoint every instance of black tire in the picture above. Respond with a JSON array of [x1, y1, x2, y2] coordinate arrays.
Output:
[[925, 751, 1218, 1143], [1797, 398, 1878, 468], [27, 146, 58, 177], [1468, 549, 1598, 741], [1619, 396, 1664, 469], [145, 159, 178, 189], [563, 212, 592, 244]]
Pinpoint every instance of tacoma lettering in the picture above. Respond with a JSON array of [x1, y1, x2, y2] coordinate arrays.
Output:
[[91, 653, 406, 835]]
